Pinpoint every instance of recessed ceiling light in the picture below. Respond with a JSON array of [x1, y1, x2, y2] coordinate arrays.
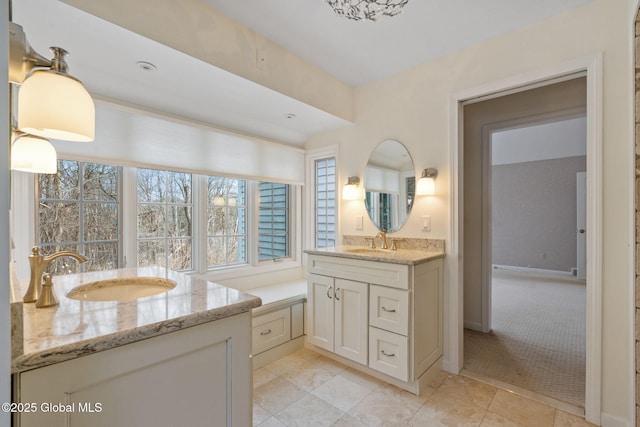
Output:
[[136, 61, 156, 71], [284, 113, 296, 119]]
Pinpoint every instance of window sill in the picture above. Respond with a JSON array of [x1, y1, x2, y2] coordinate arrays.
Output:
[[190, 259, 302, 283]]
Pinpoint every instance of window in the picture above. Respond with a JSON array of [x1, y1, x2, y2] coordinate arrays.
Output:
[[137, 168, 192, 270], [314, 157, 336, 248], [32, 160, 297, 276], [258, 182, 289, 260], [38, 160, 121, 274], [207, 176, 247, 268]]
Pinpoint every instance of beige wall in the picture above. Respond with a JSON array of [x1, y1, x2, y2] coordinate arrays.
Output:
[[307, 0, 633, 423], [634, 7, 640, 424]]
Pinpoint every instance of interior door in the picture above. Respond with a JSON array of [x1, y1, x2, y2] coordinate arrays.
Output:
[[576, 172, 586, 280]]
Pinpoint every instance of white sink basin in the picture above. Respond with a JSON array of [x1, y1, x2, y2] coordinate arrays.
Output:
[[66, 277, 176, 302]]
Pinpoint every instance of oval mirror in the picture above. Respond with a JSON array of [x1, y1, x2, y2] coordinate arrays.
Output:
[[364, 140, 415, 232]]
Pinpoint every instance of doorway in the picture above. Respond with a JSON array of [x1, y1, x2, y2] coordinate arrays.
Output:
[[464, 114, 587, 407], [448, 55, 602, 424]]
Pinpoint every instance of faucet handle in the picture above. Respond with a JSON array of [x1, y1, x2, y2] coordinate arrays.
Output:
[[35, 274, 59, 308], [391, 240, 398, 251], [365, 237, 376, 249]]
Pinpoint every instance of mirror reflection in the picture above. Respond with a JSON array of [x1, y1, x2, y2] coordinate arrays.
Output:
[[364, 140, 414, 232]]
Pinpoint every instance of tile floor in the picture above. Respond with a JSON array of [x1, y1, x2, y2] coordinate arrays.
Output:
[[252, 348, 596, 427]]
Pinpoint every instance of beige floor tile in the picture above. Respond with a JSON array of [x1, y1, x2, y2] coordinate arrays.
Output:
[[265, 352, 313, 377], [434, 374, 498, 409], [488, 390, 556, 427], [553, 410, 597, 426], [254, 367, 279, 389], [332, 413, 370, 426], [481, 411, 525, 427], [257, 416, 286, 427], [254, 377, 306, 414], [337, 367, 385, 391], [347, 389, 425, 426], [282, 364, 336, 392], [275, 394, 345, 426], [408, 392, 487, 427], [253, 403, 272, 426], [306, 354, 348, 375], [311, 375, 372, 412]]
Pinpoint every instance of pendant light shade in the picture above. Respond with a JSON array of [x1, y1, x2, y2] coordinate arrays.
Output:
[[18, 69, 95, 142], [11, 134, 58, 174]]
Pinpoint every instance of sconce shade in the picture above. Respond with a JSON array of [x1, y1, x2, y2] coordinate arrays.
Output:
[[18, 70, 95, 142], [342, 176, 362, 200], [416, 168, 437, 196], [11, 134, 57, 174]]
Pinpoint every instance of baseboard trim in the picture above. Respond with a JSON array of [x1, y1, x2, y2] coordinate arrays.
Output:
[[492, 264, 575, 277], [600, 412, 630, 427], [464, 321, 482, 332]]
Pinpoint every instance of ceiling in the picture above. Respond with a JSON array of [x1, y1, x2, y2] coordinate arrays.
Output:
[[12, 0, 595, 147]]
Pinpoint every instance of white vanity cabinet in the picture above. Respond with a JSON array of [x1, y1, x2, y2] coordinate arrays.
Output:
[[15, 313, 252, 427], [306, 253, 444, 395], [307, 274, 368, 365]]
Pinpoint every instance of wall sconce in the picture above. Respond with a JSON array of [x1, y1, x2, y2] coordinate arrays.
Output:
[[416, 168, 438, 196], [8, 22, 95, 174], [342, 176, 362, 200], [11, 134, 57, 174]]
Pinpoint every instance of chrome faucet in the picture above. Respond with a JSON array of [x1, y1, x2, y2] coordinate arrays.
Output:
[[376, 231, 389, 250], [23, 246, 89, 303]]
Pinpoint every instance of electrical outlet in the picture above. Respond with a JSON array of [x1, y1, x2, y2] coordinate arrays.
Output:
[[355, 215, 363, 230], [422, 215, 431, 232]]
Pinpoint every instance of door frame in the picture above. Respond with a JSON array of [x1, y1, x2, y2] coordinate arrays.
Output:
[[447, 54, 602, 424]]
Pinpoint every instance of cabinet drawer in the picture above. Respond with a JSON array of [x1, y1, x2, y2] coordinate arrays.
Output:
[[368, 327, 408, 382], [369, 285, 409, 336], [308, 255, 409, 289], [252, 307, 290, 355]]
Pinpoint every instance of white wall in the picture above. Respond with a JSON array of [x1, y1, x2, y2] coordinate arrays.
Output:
[[306, 0, 633, 423]]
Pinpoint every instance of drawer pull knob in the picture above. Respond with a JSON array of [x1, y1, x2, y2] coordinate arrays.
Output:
[[335, 288, 340, 301], [327, 287, 333, 299], [260, 329, 272, 336], [381, 350, 396, 357], [381, 306, 396, 313]]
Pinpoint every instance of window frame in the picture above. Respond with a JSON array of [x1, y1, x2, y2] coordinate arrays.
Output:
[[14, 156, 301, 282], [36, 159, 124, 274], [305, 146, 339, 250]]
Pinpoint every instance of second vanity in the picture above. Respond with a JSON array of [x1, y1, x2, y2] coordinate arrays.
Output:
[[304, 242, 444, 395], [11, 266, 261, 427]]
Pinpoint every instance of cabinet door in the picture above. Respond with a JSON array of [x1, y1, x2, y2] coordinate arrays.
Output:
[[334, 278, 368, 365], [18, 314, 252, 427], [307, 273, 335, 352]]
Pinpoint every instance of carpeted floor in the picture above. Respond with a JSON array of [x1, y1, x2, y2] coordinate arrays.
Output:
[[463, 268, 586, 407]]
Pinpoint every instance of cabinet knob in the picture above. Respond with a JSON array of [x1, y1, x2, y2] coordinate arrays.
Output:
[[381, 350, 396, 357]]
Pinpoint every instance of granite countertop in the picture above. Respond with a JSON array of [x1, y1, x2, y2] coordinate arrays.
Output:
[[12, 266, 261, 373], [304, 245, 445, 266]]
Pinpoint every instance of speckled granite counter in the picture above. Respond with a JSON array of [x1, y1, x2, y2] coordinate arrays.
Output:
[[304, 245, 445, 265], [11, 266, 261, 373]]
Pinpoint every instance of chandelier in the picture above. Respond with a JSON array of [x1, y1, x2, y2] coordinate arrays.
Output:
[[325, 0, 409, 22]]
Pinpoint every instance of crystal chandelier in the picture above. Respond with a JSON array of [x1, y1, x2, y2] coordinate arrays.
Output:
[[325, 0, 409, 22]]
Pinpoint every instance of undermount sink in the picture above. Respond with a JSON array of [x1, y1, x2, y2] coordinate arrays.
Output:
[[66, 277, 177, 302]]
